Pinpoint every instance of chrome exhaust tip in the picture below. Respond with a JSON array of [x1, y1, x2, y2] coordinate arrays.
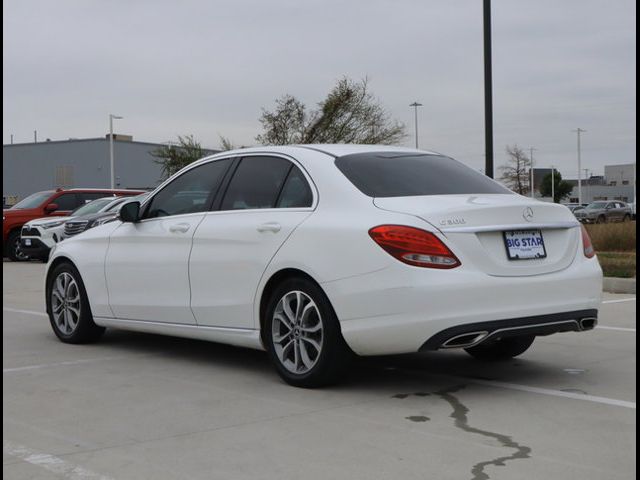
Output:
[[441, 331, 489, 349], [579, 317, 597, 331]]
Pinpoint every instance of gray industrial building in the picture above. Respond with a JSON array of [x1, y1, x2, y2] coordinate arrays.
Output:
[[528, 164, 635, 204], [566, 163, 636, 204], [3, 135, 217, 206]]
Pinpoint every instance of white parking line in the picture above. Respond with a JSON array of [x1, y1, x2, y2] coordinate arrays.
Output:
[[3, 307, 46, 317], [4, 440, 114, 480], [602, 298, 636, 304], [467, 378, 636, 410], [3, 356, 141, 374], [596, 325, 636, 332]]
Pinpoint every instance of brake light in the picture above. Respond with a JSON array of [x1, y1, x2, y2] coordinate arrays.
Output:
[[369, 225, 461, 269], [581, 225, 595, 258]]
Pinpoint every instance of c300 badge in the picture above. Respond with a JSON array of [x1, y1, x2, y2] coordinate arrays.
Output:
[[440, 217, 466, 226]]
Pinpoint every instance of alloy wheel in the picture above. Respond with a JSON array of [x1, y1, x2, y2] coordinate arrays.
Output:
[[51, 272, 82, 335], [271, 291, 324, 374], [13, 236, 29, 261]]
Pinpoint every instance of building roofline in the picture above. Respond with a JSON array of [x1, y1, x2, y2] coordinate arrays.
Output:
[[3, 137, 219, 151]]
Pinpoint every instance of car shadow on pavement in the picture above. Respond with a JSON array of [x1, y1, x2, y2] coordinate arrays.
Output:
[[94, 329, 566, 391]]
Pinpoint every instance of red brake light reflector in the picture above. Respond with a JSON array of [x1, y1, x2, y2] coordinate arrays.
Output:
[[581, 225, 595, 258], [369, 225, 461, 269]]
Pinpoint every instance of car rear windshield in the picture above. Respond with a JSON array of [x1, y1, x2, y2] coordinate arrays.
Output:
[[334, 153, 511, 197], [10, 191, 55, 209]]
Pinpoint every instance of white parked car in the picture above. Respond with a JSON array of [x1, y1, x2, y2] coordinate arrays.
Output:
[[45, 145, 603, 387], [21, 196, 133, 261]]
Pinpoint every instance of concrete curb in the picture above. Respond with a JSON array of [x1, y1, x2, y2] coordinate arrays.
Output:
[[603, 277, 636, 294]]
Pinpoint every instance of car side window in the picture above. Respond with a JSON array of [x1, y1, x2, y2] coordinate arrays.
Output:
[[53, 193, 79, 211], [220, 156, 291, 210], [145, 159, 232, 219], [276, 166, 313, 208]]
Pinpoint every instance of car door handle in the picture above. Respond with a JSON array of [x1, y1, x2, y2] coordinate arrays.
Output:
[[169, 223, 191, 233], [257, 222, 281, 233]]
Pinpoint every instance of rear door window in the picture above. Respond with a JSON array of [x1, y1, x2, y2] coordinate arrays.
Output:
[[220, 156, 292, 210], [276, 166, 313, 208], [335, 152, 511, 197], [53, 193, 80, 211]]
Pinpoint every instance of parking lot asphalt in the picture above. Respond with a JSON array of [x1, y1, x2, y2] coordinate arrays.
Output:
[[3, 261, 636, 480]]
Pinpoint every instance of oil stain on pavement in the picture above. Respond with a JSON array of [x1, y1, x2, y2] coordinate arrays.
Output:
[[393, 385, 532, 480]]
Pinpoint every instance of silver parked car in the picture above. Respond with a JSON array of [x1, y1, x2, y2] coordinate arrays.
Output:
[[574, 201, 633, 223]]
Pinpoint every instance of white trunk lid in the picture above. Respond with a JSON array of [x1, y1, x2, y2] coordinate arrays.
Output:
[[374, 194, 580, 277]]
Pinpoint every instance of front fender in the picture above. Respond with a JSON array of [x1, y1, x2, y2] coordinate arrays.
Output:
[[46, 223, 119, 318]]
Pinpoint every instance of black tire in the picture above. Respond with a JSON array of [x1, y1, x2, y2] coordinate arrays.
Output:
[[596, 215, 606, 224], [264, 277, 353, 388], [46, 262, 105, 343], [6, 230, 29, 262], [622, 214, 631, 222], [465, 335, 535, 361]]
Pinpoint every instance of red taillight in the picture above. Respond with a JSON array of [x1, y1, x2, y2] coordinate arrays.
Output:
[[581, 225, 595, 258], [368, 225, 461, 269]]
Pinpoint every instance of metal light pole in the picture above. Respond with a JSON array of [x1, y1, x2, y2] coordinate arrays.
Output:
[[550, 165, 555, 203], [573, 128, 586, 204], [109, 114, 123, 189], [409, 102, 423, 149], [584, 168, 591, 204], [529, 147, 537, 198], [483, 0, 494, 178]]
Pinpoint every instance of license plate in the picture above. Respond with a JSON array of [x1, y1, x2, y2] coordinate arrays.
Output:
[[24, 238, 32, 246], [503, 230, 546, 260]]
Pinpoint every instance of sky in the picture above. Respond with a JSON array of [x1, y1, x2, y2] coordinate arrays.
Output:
[[3, 0, 636, 178]]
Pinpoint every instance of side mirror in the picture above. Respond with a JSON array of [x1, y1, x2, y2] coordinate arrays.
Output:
[[119, 202, 140, 223], [45, 203, 59, 213]]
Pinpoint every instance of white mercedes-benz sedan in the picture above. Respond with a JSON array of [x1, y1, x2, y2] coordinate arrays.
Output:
[[45, 145, 602, 387]]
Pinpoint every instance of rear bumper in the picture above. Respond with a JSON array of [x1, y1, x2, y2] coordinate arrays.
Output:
[[322, 256, 602, 356], [419, 309, 597, 351]]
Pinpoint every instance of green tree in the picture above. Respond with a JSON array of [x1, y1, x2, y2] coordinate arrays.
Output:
[[150, 135, 205, 179], [539, 171, 573, 203], [498, 145, 531, 195], [218, 135, 236, 151], [256, 77, 406, 145]]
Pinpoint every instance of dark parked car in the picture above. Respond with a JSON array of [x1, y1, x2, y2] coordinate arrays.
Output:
[[574, 201, 633, 223]]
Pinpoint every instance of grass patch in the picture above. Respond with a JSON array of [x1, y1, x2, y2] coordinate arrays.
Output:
[[597, 252, 636, 278], [585, 221, 636, 252]]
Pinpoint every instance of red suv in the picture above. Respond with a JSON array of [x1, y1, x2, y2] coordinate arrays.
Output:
[[3, 188, 145, 261]]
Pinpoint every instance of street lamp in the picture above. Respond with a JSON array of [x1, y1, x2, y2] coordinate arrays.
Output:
[[573, 128, 586, 204], [529, 147, 537, 198], [109, 114, 123, 189], [409, 102, 423, 149]]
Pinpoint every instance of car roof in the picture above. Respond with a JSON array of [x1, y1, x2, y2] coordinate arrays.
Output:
[[56, 188, 146, 193], [192, 143, 441, 166]]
